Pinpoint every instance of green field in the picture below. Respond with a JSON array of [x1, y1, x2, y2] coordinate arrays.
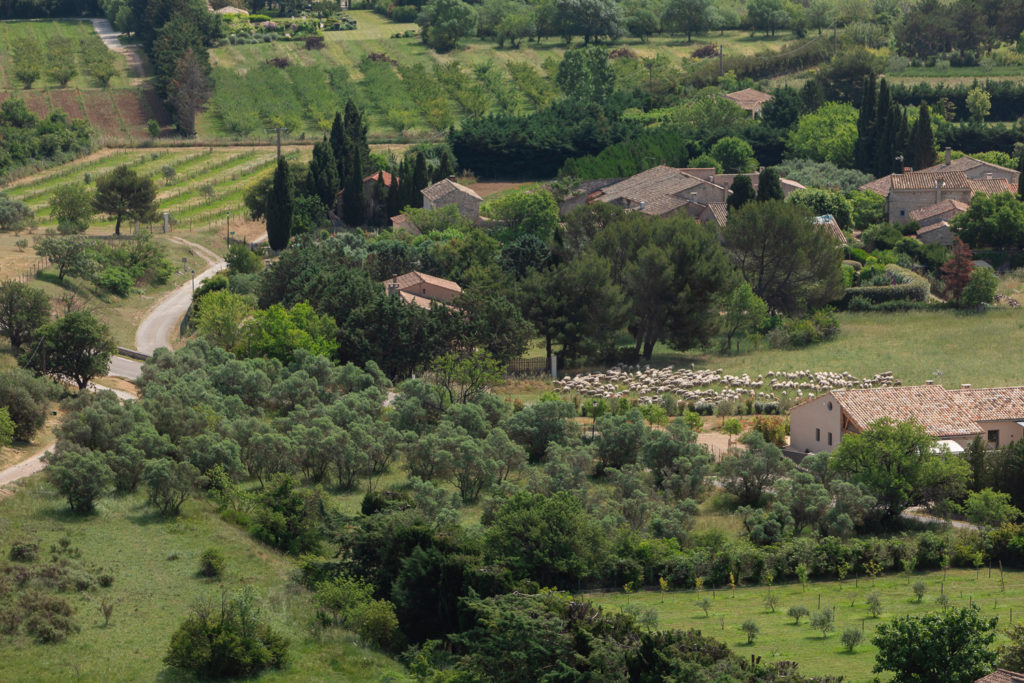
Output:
[[591, 567, 1024, 681], [0, 478, 406, 682], [201, 11, 802, 141]]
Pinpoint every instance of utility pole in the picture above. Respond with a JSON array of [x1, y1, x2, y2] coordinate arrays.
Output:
[[719, 44, 724, 76], [225, 210, 231, 246], [265, 127, 288, 158]]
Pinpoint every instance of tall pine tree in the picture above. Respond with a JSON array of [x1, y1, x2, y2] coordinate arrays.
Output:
[[343, 100, 372, 173], [907, 102, 936, 170], [267, 156, 293, 251]]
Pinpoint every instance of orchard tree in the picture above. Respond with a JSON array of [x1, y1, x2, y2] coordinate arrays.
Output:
[[873, 607, 997, 683], [92, 165, 158, 236], [25, 311, 116, 389], [33, 234, 96, 281], [49, 183, 94, 234], [661, 0, 712, 42], [556, 45, 614, 104], [0, 280, 51, 350]]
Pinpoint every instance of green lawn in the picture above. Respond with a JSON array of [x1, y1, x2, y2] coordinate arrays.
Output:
[[591, 567, 1024, 682], [0, 478, 408, 682]]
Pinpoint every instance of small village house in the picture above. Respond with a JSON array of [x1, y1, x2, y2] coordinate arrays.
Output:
[[382, 271, 462, 309]]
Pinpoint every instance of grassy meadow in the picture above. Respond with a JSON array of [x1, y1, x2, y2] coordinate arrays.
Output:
[[591, 567, 1024, 681], [0, 477, 407, 682]]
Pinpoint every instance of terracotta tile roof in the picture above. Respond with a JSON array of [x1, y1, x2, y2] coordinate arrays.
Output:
[[400, 291, 441, 310], [363, 171, 394, 186], [908, 199, 970, 224], [814, 214, 847, 244], [949, 387, 1024, 422], [975, 669, 1024, 683], [922, 156, 1019, 178], [891, 171, 970, 191], [967, 178, 1014, 195], [383, 271, 462, 295], [860, 175, 894, 197], [723, 88, 773, 110], [704, 202, 728, 226], [640, 194, 690, 216], [421, 178, 482, 202], [916, 220, 951, 237], [832, 385, 981, 437], [591, 165, 707, 210]]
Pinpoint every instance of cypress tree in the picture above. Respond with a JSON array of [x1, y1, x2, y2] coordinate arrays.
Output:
[[342, 148, 365, 226], [343, 100, 371, 173], [756, 167, 783, 201], [854, 75, 876, 173], [266, 156, 293, 251], [872, 80, 895, 177], [329, 111, 347, 185], [908, 102, 936, 170], [1017, 152, 1024, 199], [728, 174, 756, 211], [386, 174, 402, 218], [436, 149, 454, 181], [307, 138, 340, 208], [412, 153, 429, 208]]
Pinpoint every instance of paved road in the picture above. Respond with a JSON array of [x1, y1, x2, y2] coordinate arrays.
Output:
[[134, 238, 225, 355], [109, 355, 143, 380]]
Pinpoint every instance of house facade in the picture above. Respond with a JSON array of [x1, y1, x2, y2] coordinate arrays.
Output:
[[789, 384, 1024, 454], [421, 178, 482, 220], [383, 271, 462, 309]]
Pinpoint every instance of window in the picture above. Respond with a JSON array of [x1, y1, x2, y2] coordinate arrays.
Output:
[[828, 432, 833, 446], [988, 430, 999, 447], [827, 401, 833, 411], [899, 209, 906, 216], [816, 428, 821, 441]]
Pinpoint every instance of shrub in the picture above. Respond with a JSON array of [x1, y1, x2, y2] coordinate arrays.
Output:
[[913, 581, 926, 602], [866, 593, 882, 617], [164, 588, 288, 678], [764, 593, 779, 612], [696, 597, 711, 616], [741, 619, 759, 643], [20, 592, 78, 643], [354, 599, 400, 650], [842, 264, 930, 307], [750, 415, 788, 447], [198, 549, 225, 578], [788, 605, 809, 624], [841, 626, 863, 652], [811, 609, 835, 638], [95, 266, 134, 296], [9, 541, 38, 562]]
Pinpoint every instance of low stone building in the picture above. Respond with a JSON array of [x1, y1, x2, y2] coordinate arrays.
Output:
[[382, 271, 462, 309], [421, 178, 482, 221], [723, 88, 773, 118]]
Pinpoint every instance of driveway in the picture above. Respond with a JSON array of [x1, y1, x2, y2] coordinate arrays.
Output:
[[90, 18, 146, 80], [134, 237, 225, 355]]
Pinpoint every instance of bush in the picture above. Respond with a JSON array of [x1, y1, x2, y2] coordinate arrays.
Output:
[[20, 592, 78, 643], [354, 599, 400, 650], [788, 605, 809, 624], [866, 593, 882, 617], [9, 541, 38, 562], [164, 588, 288, 678], [913, 581, 926, 602], [841, 626, 863, 652], [198, 549, 225, 578], [741, 619, 759, 644], [95, 266, 134, 296], [390, 4, 419, 21], [811, 609, 835, 638], [841, 264, 930, 307]]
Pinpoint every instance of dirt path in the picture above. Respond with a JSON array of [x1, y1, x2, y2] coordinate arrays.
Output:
[[0, 442, 53, 494], [90, 18, 147, 83]]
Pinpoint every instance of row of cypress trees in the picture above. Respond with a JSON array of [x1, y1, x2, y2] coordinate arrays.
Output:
[[267, 101, 448, 251], [855, 76, 937, 177]]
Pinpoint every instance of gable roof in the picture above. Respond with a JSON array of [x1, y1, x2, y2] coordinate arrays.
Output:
[[421, 178, 482, 202], [723, 88, 773, 110], [384, 271, 462, 296], [702, 202, 729, 227], [891, 171, 970, 191], [589, 165, 712, 215], [949, 386, 1024, 422], [922, 155, 1019, 178], [967, 177, 1014, 195], [831, 385, 981, 437], [363, 171, 395, 186], [915, 220, 951, 238], [976, 669, 1024, 683], [908, 198, 970, 223], [860, 175, 894, 198]]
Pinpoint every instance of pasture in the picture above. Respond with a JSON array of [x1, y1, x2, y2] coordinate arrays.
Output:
[[0, 477, 406, 681], [591, 567, 1024, 681]]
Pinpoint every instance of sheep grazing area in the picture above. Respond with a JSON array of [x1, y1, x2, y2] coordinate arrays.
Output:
[[556, 367, 900, 408]]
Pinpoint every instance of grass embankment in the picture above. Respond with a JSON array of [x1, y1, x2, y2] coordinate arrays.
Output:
[[0, 478, 407, 681], [591, 567, 1024, 682]]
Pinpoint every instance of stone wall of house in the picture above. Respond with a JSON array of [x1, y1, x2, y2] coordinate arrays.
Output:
[[424, 191, 481, 220], [889, 188, 972, 223]]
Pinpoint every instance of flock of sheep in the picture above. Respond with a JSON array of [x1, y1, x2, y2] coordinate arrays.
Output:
[[554, 366, 900, 405]]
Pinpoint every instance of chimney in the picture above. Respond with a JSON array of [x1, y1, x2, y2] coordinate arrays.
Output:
[[387, 275, 399, 296], [936, 177, 944, 202], [986, 172, 993, 180], [961, 384, 972, 389], [926, 380, 934, 385], [945, 147, 951, 165], [448, 175, 456, 182]]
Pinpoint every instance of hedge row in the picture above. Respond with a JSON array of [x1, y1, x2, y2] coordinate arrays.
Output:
[[686, 36, 834, 88], [890, 81, 1024, 123], [840, 264, 929, 307]]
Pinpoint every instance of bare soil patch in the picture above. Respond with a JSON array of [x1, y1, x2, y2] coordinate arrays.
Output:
[[112, 89, 150, 137], [49, 88, 84, 119], [21, 90, 50, 118], [80, 89, 122, 137]]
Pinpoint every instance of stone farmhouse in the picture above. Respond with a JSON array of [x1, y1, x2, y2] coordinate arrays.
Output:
[[584, 165, 805, 227], [789, 383, 1024, 455], [421, 177, 482, 221], [860, 150, 1019, 224], [383, 271, 462, 310], [723, 88, 773, 118]]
